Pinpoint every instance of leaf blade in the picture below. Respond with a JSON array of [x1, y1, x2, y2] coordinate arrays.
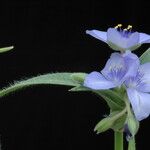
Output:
[[95, 90, 125, 111], [0, 46, 14, 53], [0, 73, 83, 97], [69, 85, 125, 110]]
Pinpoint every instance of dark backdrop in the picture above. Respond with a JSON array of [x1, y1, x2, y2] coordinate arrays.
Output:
[[0, 0, 149, 149]]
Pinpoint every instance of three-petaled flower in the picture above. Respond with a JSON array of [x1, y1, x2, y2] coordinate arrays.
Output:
[[84, 51, 150, 121], [86, 24, 150, 52], [84, 51, 139, 90]]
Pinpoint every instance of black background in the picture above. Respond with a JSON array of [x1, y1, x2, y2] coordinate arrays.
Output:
[[0, 0, 149, 149]]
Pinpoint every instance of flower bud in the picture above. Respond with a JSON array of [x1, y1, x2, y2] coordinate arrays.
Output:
[[70, 73, 87, 83], [94, 117, 115, 134], [127, 115, 139, 137]]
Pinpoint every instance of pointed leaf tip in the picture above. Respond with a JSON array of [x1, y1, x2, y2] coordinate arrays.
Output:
[[94, 117, 115, 133], [94, 109, 127, 134], [0, 46, 14, 53]]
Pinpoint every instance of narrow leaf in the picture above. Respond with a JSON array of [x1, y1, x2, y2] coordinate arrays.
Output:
[[0, 46, 14, 53], [95, 90, 125, 111], [69, 86, 90, 91], [69, 85, 125, 110], [0, 73, 83, 97], [94, 116, 115, 133]]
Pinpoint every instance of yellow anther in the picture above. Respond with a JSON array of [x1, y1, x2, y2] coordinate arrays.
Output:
[[123, 28, 128, 31], [118, 24, 122, 27], [114, 24, 122, 29], [127, 25, 132, 29]]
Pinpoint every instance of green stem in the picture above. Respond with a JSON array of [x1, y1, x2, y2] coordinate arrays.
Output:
[[114, 131, 123, 150], [128, 137, 136, 150]]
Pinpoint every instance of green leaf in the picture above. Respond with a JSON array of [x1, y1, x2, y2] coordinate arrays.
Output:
[[0, 73, 83, 98], [140, 48, 150, 64], [95, 90, 125, 111], [0, 46, 14, 53], [94, 116, 115, 134], [69, 86, 90, 91], [95, 108, 126, 134], [70, 74, 125, 111], [111, 113, 127, 131], [69, 85, 125, 111]]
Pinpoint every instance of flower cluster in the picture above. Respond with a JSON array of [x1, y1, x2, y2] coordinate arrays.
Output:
[[84, 24, 150, 121]]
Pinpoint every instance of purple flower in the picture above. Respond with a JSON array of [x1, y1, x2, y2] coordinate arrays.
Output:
[[86, 24, 150, 51], [84, 50, 150, 121], [125, 63, 150, 121], [84, 51, 139, 90]]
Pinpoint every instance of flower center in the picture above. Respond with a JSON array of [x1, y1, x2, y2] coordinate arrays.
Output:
[[105, 66, 126, 84], [114, 24, 133, 38]]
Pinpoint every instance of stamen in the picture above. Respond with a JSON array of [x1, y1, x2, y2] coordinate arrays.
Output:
[[115, 24, 122, 29], [118, 24, 122, 27], [127, 25, 132, 31], [127, 25, 132, 30], [114, 24, 133, 37]]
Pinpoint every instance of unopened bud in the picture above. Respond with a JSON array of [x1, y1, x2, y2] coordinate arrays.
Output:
[[94, 117, 115, 134], [70, 73, 87, 83], [127, 115, 139, 137]]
